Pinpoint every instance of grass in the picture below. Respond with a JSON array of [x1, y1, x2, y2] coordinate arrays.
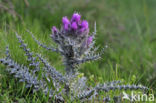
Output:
[[0, 0, 156, 102]]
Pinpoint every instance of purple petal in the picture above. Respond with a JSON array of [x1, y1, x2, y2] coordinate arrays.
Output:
[[52, 26, 58, 34], [64, 24, 70, 30], [62, 16, 70, 25], [81, 20, 88, 29], [62, 17, 70, 30], [80, 20, 89, 33], [71, 22, 78, 30], [71, 13, 81, 23], [87, 36, 93, 45]]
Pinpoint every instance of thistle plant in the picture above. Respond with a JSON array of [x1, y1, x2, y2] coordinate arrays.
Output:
[[0, 13, 148, 102]]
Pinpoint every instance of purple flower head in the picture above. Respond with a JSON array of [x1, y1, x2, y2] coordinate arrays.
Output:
[[71, 13, 81, 23], [62, 16, 70, 24], [87, 36, 93, 46], [64, 24, 70, 30], [81, 20, 88, 29], [62, 16, 70, 30], [51, 26, 58, 38], [80, 20, 89, 32], [71, 22, 78, 30], [52, 26, 58, 34]]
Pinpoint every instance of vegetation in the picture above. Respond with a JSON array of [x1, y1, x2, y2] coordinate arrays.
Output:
[[0, 0, 155, 102]]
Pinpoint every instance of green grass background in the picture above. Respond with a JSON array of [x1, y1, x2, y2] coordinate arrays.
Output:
[[0, 0, 156, 102]]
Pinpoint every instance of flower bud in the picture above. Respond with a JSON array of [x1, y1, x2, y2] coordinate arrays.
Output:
[[87, 36, 93, 46], [52, 26, 58, 34], [62, 16, 70, 30], [71, 13, 81, 23], [71, 22, 78, 30], [80, 20, 89, 32], [51, 26, 59, 39]]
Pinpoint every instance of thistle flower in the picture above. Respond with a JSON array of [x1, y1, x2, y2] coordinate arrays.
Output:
[[71, 22, 78, 30], [51, 26, 58, 39], [87, 36, 93, 46], [71, 13, 81, 23], [62, 16, 70, 30], [80, 20, 89, 32], [52, 26, 58, 34], [81, 20, 88, 29]]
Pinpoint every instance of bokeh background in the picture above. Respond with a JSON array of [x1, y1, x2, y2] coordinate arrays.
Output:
[[0, 0, 156, 102]]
